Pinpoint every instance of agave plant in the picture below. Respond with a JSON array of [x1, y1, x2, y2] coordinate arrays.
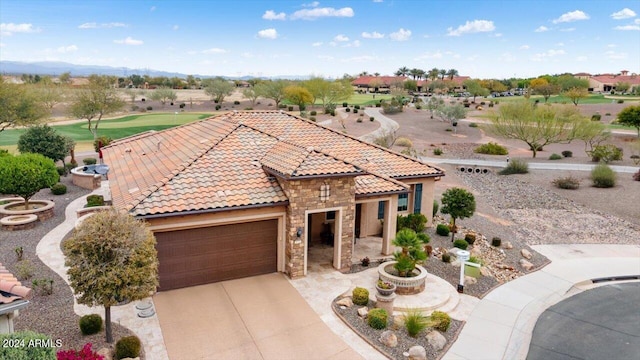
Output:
[[392, 228, 428, 277]]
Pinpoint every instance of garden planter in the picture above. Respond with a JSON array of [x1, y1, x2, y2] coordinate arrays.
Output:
[[0, 200, 55, 222], [377, 261, 427, 295], [375, 282, 396, 296]]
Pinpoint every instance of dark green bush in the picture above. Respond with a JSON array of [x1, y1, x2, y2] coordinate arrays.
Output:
[[56, 166, 65, 176], [278, 104, 287, 109], [404, 309, 427, 337], [287, 106, 293, 111], [549, 153, 562, 160], [433, 148, 443, 155], [370, 116, 375, 121], [86, 195, 105, 207], [633, 169, 640, 181], [115, 336, 141, 360], [215, 105, 221, 110], [553, 176, 580, 190], [591, 114, 602, 121], [309, 116, 316, 122], [345, 107, 351, 112], [79, 314, 103, 335], [354, 105, 360, 109], [0, 331, 56, 359], [453, 239, 469, 250], [367, 308, 388, 330], [562, 150, 573, 158], [353, 109, 358, 114], [397, 213, 427, 233], [233, 100, 240, 105], [330, 110, 336, 116], [429, 311, 451, 332], [179, 103, 186, 108], [469, 122, 478, 128], [342, 102, 348, 107], [352, 287, 369, 306], [310, 110, 317, 116], [590, 145, 623, 163], [375, 103, 381, 107], [83, 158, 97, 165], [499, 159, 529, 175], [432, 200, 439, 217], [464, 233, 476, 245], [591, 163, 616, 188], [146, 106, 153, 111], [474, 142, 508, 155], [442, 253, 451, 263], [617, 99, 624, 104], [436, 224, 450, 236], [50, 183, 67, 195], [491, 237, 502, 247]]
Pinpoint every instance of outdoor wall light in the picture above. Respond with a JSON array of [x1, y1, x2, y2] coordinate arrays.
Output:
[[320, 184, 330, 201], [296, 227, 303, 238]]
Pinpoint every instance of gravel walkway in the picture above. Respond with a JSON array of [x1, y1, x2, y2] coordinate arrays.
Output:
[[1, 176, 135, 353]]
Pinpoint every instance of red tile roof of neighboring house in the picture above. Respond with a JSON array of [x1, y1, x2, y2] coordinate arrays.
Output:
[[103, 111, 444, 217], [0, 263, 32, 305], [351, 76, 406, 87], [590, 74, 640, 86]]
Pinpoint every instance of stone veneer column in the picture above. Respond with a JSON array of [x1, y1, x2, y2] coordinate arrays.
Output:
[[278, 177, 356, 278]]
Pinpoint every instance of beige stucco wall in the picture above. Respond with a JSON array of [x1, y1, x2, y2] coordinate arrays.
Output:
[[398, 178, 437, 227], [0, 312, 15, 334]]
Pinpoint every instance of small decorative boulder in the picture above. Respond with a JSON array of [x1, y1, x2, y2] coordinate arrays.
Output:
[[426, 330, 447, 351], [520, 249, 533, 260], [519, 259, 534, 271], [336, 297, 353, 307], [358, 307, 369, 317], [504, 241, 513, 249], [379, 330, 398, 348], [97, 348, 112, 360], [408, 345, 427, 360], [464, 275, 477, 285]]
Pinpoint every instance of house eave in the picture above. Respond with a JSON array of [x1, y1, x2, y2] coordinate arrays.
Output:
[[355, 188, 409, 199], [134, 201, 290, 219], [0, 300, 29, 316]]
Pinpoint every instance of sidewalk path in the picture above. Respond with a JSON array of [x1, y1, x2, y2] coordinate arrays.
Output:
[[443, 244, 640, 360], [359, 108, 399, 142], [419, 157, 639, 173]]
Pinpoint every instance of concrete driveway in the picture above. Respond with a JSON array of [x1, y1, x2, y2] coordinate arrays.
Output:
[[154, 273, 362, 360]]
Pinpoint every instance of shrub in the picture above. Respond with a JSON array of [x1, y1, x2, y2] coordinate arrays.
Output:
[[32, 278, 54, 295], [354, 105, 360, 109], [356, 118, 363, 123], [309, 116, 316, 122], [432, 200, 439, 217], [464, 233, 476, 245], [415, 105, 422, 109], [50, 183, 67, 195], [591, 163, 616, 188], [397, 213, 428, 233], [352, 287, 369, 306], [79, 314, 103, 335], [553, 176, 580, 190], [375, 103, 381, 107], [562, 150, 573, 158], [93, 136, 112, 152], [591, 114, 602, 121], [589, 145, 623, 163], [442, 253, 451, 263], [233, 100, 240, 105], [244, 107, 253, 110], [468, 256, 482, 265], [86, 195, 105, 207], [146, 106, 153, 111], [0, 331, 56, 359], [215, 105, 221, 110], [115, 336, 141, 360], [15, 260, 34, 280], [429, 311, 451, 332], [617, 99, 624, 104], [309, 110, 317, 116], [469, 122, 478, 128], [453, 239, 469, 250], [353, 109, 359, 114], [370, 116, 375, 121], [367, 308, 388, 330], [66, 162, 76, 171], [433, 148, 443, 156], [633, 169, 640, 181], [605, 112, 611, 116], [499, 159, 529, 175], [56, 166, 66, 176], [288, 106, 294, 111], [395, 137, 413, 147], [436, 224, 450, 236], [488, 102, 494, 107], [342, 102, 348, 107], [404, 309, 428, 337], [549, 153, 562, 160], [474, 142, 508, 155], [345, 107, 351, 112], [179, 103, 186, 109], [278, 104, 287, 108], [56, 343, 103, 360], [15, 246, 23, 261], [83, 158, 97, 165], [360, 257, 370, 267], [491, 237, 502, 247]]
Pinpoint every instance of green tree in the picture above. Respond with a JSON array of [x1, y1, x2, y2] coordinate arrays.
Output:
[[397, 66, 410, 77], [30, 83, 65, 114], [284, 85, 313, 111], [440, 187, 476, 241], [426, 96, 444, 119], [617, 105, 640, 136], [463, 79, 489, 102], [0, 78, 47, 132], [255, 80, 289, 108], [555, 75, 589, 91], [438, 69, 447, 80], [530, 78, 560, 102], [488, 101, 590, 157], [0, 153, 59, 208], [58, 72, 72, 84], [446, 69, 459, 80], [64, 209, 158, 343], [392, 228, 428, 277], [68, 75, 125, 139], [17, 125, 68, 166], [149, 87, 177, 106], [428, 68, 440, 81], [202, 78, 234, 104], [614, 82, 630, 94], [436, 104, 467, 125], [563, 87, 589, 106], [404, 79, 418, 92], [242, 87, 260, 107]]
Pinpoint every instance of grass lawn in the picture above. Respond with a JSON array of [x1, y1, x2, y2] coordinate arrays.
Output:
[[494, 94, 639, 105], [0, 113, 212, 148]]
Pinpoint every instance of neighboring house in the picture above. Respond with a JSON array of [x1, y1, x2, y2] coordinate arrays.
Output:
[[0, 263, 33, 334], [102, 111, 444, 291], [351, 75, 470, 93], [574, 70, 640, 93]]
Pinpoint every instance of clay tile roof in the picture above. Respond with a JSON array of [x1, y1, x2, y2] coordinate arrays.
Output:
[[103, 111, 444, 217], [0, 263, 33, 305]]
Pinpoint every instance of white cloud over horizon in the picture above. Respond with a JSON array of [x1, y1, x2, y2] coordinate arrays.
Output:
[[257, 28, 278, 39], [290, 7, 354, 20], [1, 23, 40, 35], [262, 10, 286, 20], [78, 22, 127, 29], [447, 20, 495, 36], [534, 25, 549, 32], [552, 10, 589, 24], [334, 34, 349, 42], [113, 36, 143, 45], [611, 8, 636, 20], [361, 31, 384, 39], [57, 45, 78, 53], [389, 28, 411, 41]]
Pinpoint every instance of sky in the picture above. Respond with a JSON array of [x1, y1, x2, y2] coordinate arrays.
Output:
[[0, 0, 639, 79]]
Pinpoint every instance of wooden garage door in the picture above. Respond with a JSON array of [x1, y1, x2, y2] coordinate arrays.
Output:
[[155, 219, 278, 291]]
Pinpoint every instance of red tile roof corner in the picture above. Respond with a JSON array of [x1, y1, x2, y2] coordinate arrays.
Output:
[[0, 263, 33, 305]]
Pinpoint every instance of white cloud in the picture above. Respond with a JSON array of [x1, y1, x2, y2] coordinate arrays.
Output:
[[172, 25, 179, 30], [576, 56, 588, 62], [447, 20, 495, 36], [312, 41, 323, 47], [614, 25, 640, 31], [202, 48, 227, 54], [290, 7, 354, 20], [257, 28, 278, 39], [361, 31, 384, 39], [519, 45, 530, 50], [531, 49, 566, 61], [1, 23, 40, 35], [560, 27, 575, 32], [113, 36, 143, 45], [389, 28, 411, 41], [57, 45, 78, 53], [343, 40, 361, 48], [302, 1, 319, 7], [611, 8, 636, 20], [605, 50, 627, 60], [78, 22, 127, 29], [553, 10, 589, 24], [262, 10, 286, 20], [534, 25, 549, 32], [334, 34, 349, 42]]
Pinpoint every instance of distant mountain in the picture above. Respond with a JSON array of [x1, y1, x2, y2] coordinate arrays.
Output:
[[0, 60, 309, 80]]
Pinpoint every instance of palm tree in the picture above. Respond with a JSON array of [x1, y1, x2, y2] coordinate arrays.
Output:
[[416, 69, 426, 80], [397, 66, 410, 77], [439, 69, 447, 80], [359, 71, 369, 77], [428, 68, 439, 81], [374, 72, 380, 77], [409, 68, 421, 80], [447, 69, 459, 80], [392, 229, 428, 277]]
